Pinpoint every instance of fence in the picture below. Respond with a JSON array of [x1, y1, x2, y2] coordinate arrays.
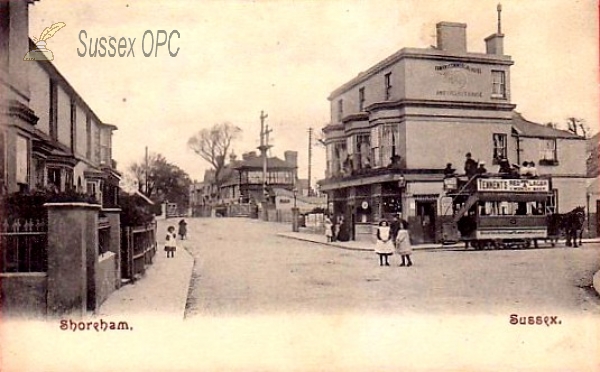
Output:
[[0, 219, 47, 273], [121, 221, 157, 281]]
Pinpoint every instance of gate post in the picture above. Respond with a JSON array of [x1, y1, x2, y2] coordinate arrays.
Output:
[[45, 202, 101, 318]]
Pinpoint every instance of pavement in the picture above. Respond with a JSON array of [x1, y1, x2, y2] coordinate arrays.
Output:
[[278, 229, 463, 251], [94, 218, 600, 319], [95, 219, 195, 320]]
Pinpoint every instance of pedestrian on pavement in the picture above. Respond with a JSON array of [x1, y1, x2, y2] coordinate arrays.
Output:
[[375, 220, 394, 266], [395, 224, 413, 267], [178, 219, 188, 240], [324, 215, 333, 242], [332, 215, 341, 242], [165, 226, 177, 258]]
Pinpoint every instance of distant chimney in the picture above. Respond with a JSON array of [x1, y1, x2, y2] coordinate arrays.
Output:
[[436, 22, 467, 53], [242, 151, 257, 161], [284, 151, 298, 168], [485, 4, 504, 55]]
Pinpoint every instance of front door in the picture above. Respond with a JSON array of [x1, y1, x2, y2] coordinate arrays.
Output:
[[415, 201, 437, 243]]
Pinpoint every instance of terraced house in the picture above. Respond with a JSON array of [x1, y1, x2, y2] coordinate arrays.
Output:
[[1, 0, 125, 317], [319, 10, 589, 244]]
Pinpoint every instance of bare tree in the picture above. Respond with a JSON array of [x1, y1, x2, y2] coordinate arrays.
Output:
[[187, 122, 241, 188], [565, 117, 590, 138]]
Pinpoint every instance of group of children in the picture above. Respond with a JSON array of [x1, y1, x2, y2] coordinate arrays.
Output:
[[374, 215, 413, 267], [164, 219, 188, 258]]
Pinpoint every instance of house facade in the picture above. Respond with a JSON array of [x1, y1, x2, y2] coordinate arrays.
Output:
[[1, 0, 119, 203], [318, 17, 589, 243]]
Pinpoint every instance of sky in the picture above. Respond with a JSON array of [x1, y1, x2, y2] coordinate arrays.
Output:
[[28, 0, 599, 185]]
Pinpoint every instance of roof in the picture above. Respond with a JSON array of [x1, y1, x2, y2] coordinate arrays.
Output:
[[233, 156, 296, 170], [329, 46, 513, 100], [511, 112, 583, 139]]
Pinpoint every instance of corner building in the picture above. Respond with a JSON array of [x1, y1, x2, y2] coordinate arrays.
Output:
[[319, 18, 588, 243]]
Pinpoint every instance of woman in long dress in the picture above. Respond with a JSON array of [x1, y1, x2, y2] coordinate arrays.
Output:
[[375, 220, 394, 266], [395, 225, 413, 267]]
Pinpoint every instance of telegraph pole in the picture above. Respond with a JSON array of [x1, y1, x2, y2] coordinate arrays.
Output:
[[257, 111, 271, 200], [144, 146, 148, 195], [307, 127, 313, 196]]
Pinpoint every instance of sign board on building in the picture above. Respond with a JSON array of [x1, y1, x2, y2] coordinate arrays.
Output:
[[477, 178, 549, 193]]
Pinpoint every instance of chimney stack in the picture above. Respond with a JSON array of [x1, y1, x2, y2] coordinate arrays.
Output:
[[436, 22, 467, 53], [284, 151, 298, 168], [485, 4, 505, 55]]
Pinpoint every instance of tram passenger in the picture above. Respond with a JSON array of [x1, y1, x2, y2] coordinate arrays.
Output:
[[497, 157, 512, 175], [464, 153, 478, 178], [519, 161, 531, 176], [444, 163, 456, 177], [476, 161, 488, 175], [528, 161, 539, 177]]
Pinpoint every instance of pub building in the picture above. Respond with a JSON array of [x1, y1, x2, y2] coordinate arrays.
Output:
[[318, 7, 589, 244]]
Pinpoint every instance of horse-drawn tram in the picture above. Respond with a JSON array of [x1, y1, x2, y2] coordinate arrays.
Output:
[[440, 175, 553, 249]]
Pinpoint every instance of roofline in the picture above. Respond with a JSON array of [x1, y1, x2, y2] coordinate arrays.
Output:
[[328, 47, 513, 100], [29, 38, 117, 131]]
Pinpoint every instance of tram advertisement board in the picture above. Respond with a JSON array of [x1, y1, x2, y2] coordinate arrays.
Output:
[[476, 178, 549, 192]]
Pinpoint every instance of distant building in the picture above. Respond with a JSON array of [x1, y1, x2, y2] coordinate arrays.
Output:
[[318, 12, 589, 243], [587, 132, 599, 177]]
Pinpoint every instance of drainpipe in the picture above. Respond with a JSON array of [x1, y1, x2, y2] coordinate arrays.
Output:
[[515, 134, 521, 165]]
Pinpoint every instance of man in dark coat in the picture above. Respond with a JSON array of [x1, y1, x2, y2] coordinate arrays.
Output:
[[464, 153, 478, 177]]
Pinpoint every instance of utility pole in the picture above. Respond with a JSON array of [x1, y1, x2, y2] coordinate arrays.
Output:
[[144, 146, 148, 195], [257, 111, 272, 201], [307, 127, 313, 196]]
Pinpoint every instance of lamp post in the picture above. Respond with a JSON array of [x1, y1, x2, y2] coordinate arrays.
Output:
[[292, 187, 299, 232]]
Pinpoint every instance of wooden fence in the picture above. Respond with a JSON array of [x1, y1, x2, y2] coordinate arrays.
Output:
[[0, 219, 47, 273], [121, 221, 157, 281]]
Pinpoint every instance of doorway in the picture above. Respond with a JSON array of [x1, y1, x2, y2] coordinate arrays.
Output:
[[415, 200, 437, 243]]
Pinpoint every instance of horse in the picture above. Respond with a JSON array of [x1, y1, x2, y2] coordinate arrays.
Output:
[[563, 206, 585, 247], [546, 206, 585, 247]]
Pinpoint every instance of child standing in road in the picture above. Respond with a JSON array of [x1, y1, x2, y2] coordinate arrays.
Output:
[[178, 219, 188, 240], [395, 224, 413, 267], [165, 226, 177, 258], [375, 220, 394, 266]]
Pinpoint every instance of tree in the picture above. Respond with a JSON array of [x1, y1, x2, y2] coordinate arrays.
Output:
[[565, 117, 590, 138], [127, 153, 191, 209], [187, 122, 241, 188]]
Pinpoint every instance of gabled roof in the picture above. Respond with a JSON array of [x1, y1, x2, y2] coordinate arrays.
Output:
[[511, 112, 583, 139]]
